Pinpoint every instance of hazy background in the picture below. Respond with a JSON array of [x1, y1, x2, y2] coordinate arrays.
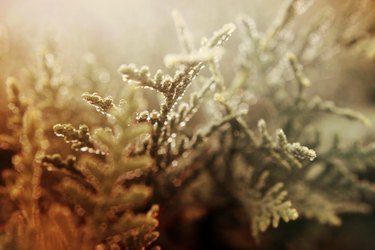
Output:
[[0, 0, 374, 139], [0, 0, 355, 69]]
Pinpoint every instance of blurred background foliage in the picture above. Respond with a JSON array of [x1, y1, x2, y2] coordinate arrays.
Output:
[[0, 0, 374, 123], [0, 0, 375, 249]]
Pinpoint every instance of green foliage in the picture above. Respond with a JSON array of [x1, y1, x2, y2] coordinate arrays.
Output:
[[1, 1, 375, 249], [47, 89, 159, 249]]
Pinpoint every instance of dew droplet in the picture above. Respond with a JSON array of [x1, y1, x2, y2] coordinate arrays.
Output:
[[80, 147, 89, 152], [179, 121, 186, 128]]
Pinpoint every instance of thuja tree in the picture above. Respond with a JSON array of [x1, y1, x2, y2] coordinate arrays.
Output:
[[1, 0, 375, 249]]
